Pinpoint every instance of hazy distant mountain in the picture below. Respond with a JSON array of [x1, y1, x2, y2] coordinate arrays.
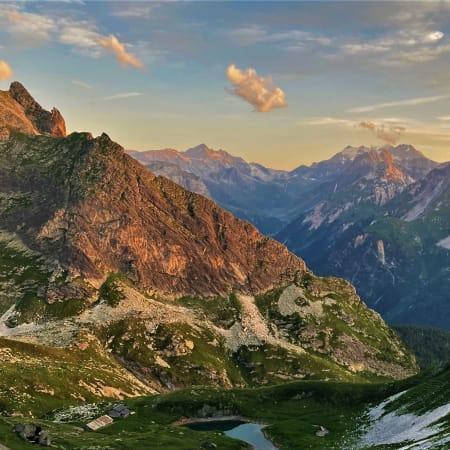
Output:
[[129, 144, 295, 234], [130, 143, 438, 236], [144, 160, 211, 199]]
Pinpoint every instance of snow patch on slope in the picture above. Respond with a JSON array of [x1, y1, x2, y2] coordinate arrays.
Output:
[[403, 179, 444, 222], [359, 391, 450, 448], [437, 236, 450, 250]]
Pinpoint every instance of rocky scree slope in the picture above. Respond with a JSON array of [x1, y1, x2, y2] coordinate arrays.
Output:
[[0, 83, 416, 403]]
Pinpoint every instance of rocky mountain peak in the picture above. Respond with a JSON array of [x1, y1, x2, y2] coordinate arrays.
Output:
[[351, 148, 407, 184], [8, 81, 66, 137], [184, 143, 244, 164]]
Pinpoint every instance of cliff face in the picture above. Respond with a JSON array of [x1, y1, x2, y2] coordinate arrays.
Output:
[[0, 131, 304, 297], [0, 89, 37, 139], [9, 81, 67, 137]]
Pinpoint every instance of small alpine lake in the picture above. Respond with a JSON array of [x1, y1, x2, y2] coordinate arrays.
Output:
[[184, 418, 278, 450]]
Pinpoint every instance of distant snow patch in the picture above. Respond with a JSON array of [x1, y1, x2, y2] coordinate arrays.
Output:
[[437, 236, 450, 250], [303, 203, 325, 230], [403, 179, 444, 222], [398, 433, 450, 449], [359, 392, 450, 448]]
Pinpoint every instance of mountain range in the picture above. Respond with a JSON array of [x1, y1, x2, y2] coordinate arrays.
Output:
[[129, 143, 449, 329], [0, 81, 418, 419]]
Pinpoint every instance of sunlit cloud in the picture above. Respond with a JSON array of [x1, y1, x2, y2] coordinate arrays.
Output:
[[358, 120, 406, 145], [348, 95, 450, 113], [3, 8, 56, 43], [226, 64, 287, 113], [0, 5, 145, 69], [99, 35, 145, 69], [437, 115, 450, 121], [103, 92, 143, 101], [0, 60, 13, 80]]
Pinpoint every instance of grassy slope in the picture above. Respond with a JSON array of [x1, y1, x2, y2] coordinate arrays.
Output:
[[0, 337, 150, 416]]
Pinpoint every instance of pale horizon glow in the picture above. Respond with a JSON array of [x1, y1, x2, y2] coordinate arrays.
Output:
[[1, 1, 450, 169]]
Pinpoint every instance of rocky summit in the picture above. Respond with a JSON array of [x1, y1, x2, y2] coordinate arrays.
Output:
[[0, 83, 416, 415], [0, 81, 66, 140]]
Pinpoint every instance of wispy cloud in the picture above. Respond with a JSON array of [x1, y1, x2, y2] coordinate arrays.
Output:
[[437, 115, 450, 121], [226, 64, 287, 113], [3, 8, 56, 43], [348, 95, 450, 113], [103, 92, 143, 101], [112, 6, 152, 19], [72, 80, 93, 89], [0, 5, 145, 69], [99, 35, 145, 69], [0, 60, 13, 80], [230, 25, 332, 48], [303, 115, 450, 146], [338, 24, 449, 67], [303, 117, 406, 143], [303, 117, 354, 126]]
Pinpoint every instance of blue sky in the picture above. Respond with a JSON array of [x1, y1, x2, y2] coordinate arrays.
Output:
[[1, 1, 450, 168]]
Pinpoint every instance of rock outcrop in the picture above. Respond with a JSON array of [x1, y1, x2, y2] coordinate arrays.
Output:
[[8, 81, 66, 137]]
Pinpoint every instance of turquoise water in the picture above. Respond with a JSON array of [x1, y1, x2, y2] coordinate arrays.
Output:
[[225, 423, 277, 450], [185, 420, 278, 449]]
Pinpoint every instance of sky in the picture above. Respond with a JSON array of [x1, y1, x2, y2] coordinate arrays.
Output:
[[1, 1, 450, 169]]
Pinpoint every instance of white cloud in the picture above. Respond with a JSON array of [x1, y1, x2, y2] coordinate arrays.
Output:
[[0, 60, 13, 80], [226, 64, 287, 112], [58, 18, 102, 57], [424, 31, 444, 43], [339, 26, 448, 67], [348, 95, 450, 113], [437, 115, 450, 121], [103, 92, 143, 101]]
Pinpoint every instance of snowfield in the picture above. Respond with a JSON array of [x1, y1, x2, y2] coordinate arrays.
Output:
[[357, 391, 450, 449]]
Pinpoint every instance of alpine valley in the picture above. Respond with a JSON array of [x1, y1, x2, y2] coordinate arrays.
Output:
[[0, 83, 449, 450], [130, 143, 450, 330]]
